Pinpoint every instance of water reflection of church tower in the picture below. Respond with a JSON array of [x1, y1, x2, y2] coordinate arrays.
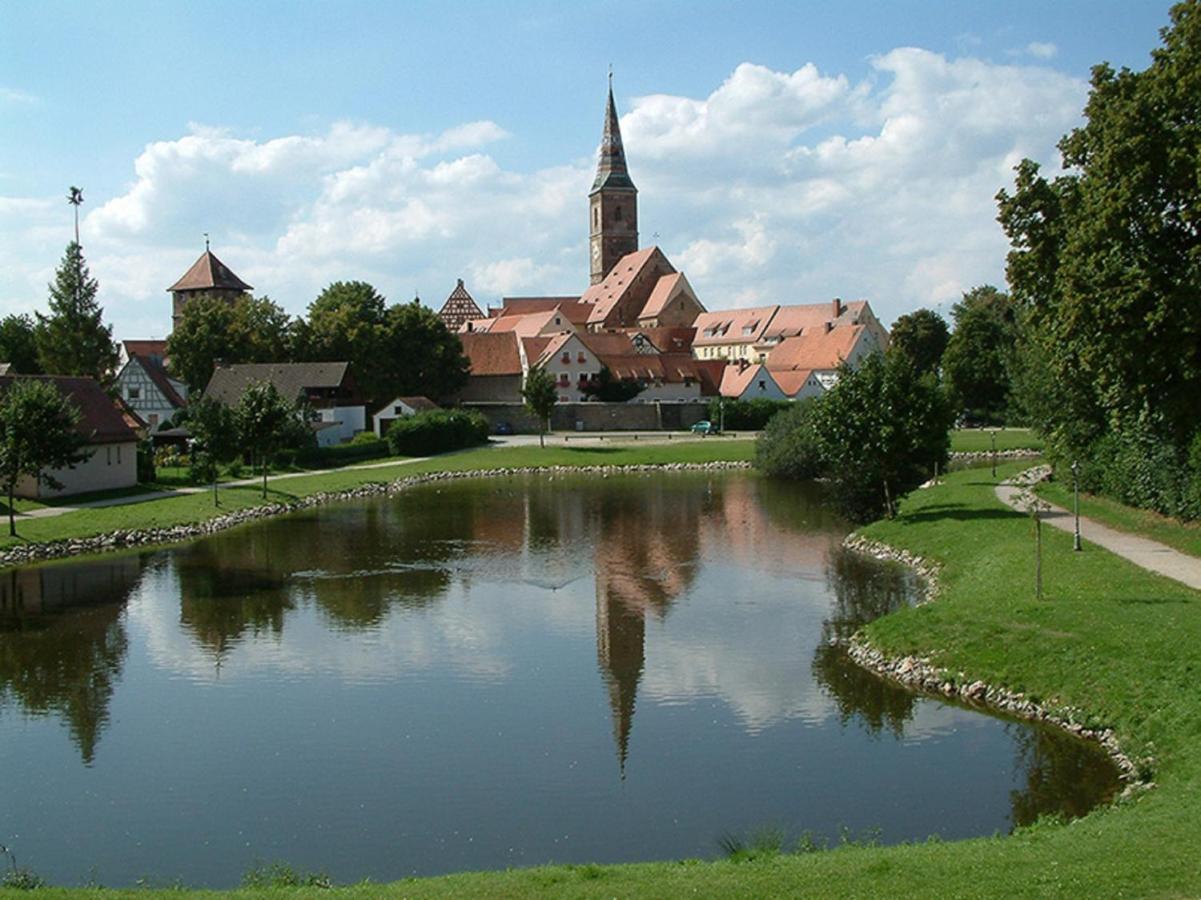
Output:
[[592, 481, 705, 774]]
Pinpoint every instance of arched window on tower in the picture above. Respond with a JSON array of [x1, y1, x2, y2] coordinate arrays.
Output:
[[594, 208, 599, 228], [614, 205, 623, 221]]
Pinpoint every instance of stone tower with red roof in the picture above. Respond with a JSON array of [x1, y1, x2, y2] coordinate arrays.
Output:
[[589, 78, 639, 285], [167, 246, 253, 333]]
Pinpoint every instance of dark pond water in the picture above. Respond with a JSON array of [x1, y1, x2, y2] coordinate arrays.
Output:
[[0, 471, 1118, 888]]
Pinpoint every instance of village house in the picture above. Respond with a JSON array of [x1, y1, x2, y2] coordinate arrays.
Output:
[[114, 342, 187, 432], [456, 332, 525, 403], [435, 279, 485, 333], [372, 395, 439, 437], [718, 361, 789, 402], [2, 376, 140, 498], [765, 320, 884, 391], [692, 299, 888, 363], [204, 362, 366, 447]]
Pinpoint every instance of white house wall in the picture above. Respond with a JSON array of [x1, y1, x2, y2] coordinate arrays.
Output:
[[16, 441, 138, 499], [315, 405, 366, 446]]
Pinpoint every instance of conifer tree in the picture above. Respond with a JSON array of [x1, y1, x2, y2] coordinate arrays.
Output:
[[36, 242, 118, 380]]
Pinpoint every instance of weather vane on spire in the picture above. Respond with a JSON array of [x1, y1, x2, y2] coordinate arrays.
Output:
[[203, 232, 210, 251], [608, 64, 613, 88]]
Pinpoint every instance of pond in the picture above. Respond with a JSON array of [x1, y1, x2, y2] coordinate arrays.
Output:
[[0, 471, 1118, 888]]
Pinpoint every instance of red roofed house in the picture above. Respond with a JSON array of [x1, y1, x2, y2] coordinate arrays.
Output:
[[766, 320, 884, 392], [457, 332, 525, 403], [693, 299, 888, 363], [168, 245, 252, 333], [718, 361, 788, 401], [2, 376, 140, 498]]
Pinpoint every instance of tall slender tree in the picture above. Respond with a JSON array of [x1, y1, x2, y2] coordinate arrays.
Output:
[[521, 366, 557, 448], [35, 243, 117, 380]]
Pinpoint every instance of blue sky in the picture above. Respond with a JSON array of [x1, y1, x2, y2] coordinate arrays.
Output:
[[0, 1, 1175, 338]]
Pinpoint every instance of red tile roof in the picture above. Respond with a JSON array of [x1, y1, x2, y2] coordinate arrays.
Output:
[[771, 369, 818, 397], [0, 376, 139, 445], [766, 325, 865, 371], [640, 272, 684, 319], [135, 355, 187, 409], [580, 247, 663, 325], [168, 250, 252, 293], [123, 339, 168, 360], [460, 332, 523, 376], [500, 297, 588, 323], [693, 305, 778, 346]]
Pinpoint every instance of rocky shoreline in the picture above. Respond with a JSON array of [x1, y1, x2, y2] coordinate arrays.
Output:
[[841, 532, 1148, 796], [948, 448, 1042, 462], [0, 460, 752, 570]]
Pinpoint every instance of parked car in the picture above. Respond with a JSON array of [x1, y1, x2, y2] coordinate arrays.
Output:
[[494, 421, 514, 435], [690, 420, 720, 436]]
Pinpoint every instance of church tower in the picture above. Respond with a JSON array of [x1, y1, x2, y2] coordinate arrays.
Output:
[[589, 78, 639, 285]]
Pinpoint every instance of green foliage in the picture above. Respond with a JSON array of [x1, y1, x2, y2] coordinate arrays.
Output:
[[997, 3, 1201, 515], [242, 861, 332, 889], [0, 378, 88, 535], [709, 397, 792, 431], [756, 352, 955, 521], [183, 396, 240, 503], [35, 242, 117, 380], [136, 437, 156, 483], [941, 286, 1016, 424], [297, 436, 391, 467], [384, 409, 490, 457], [888, 308, 949, 379], [521, 366, 557, 447], [0, 314, 42, 375], [235, 380, 310, 498], [167, 293, 296, 392], [580, 366, 644, 402]]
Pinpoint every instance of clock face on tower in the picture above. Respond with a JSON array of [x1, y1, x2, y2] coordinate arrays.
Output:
[[591, 243, 601, 263]]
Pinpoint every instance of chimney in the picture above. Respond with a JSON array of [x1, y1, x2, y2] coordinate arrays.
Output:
[[457, 278, 464, 287], [738, 358, 749, 373], [466, 321, 474, 332], [824, 321, 833, 334], [832, 297, 843, 319]]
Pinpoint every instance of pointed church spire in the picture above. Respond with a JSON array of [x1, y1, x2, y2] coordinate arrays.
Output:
[[591, 76, 636, 194]]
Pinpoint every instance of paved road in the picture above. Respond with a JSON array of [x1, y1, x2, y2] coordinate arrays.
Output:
[[995, 480, 1201, 592]]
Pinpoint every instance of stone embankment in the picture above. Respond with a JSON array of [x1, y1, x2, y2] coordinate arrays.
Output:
[[841, 531, 1147, 795], [0, 461, 751, 570], [948, 449, 1042, 463]]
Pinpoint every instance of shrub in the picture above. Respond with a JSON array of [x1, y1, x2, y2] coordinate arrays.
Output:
[[709, 397, 792, 431], [385, 409, 490, 457], [296, 437, 391, 467]]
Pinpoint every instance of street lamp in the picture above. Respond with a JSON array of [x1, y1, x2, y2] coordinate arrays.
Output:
[[1071, 460, 1082, 551], [719, 398, 725, 434], [990, 429, 998, 479]]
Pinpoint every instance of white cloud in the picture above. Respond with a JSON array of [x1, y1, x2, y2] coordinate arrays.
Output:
[[1024, 42, 1059, 60], [0, 86, 37, 105], [0, 50, 1085, 337]]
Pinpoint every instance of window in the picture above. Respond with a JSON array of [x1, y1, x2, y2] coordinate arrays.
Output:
[[614, 205, 623, 221], [558, 373, 569, 385], [394, 406, 404, 415], [127, 386, 140, 400], [149, 414, 159, 427], [561, 352, 571, 364], [758, 380, 766, 390], [117, 445, 122, 464], [106, 446, 112, 465], [577, 352, 586, 363]]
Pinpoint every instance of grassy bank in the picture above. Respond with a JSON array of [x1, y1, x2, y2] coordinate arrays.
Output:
[[0, 440, 755, 552], [949, 427, 1043, 453], [19, 462, 1201, 896], [1037, 477, 1201, 560]]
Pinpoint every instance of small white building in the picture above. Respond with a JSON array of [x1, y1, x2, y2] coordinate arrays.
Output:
[[718, 362, 788, 401], [372, 396, 439, 437], [3, 376, 140, 499]]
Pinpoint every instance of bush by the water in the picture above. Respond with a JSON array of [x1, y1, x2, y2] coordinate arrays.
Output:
[[708, 397, 792, 431], [385, 409, 490, 456], [755, 352, 954, 522]]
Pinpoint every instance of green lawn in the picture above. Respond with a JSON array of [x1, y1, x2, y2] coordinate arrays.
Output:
[[0, 440, 756, 551], [949, 427, 1044, 453], [16, 457, 1201, 896]]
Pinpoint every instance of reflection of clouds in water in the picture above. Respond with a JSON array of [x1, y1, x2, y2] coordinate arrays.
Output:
[[128, 564, 590, 686], [901, 697, 1007, 742]]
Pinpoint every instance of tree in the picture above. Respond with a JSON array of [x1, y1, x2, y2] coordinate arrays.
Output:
[[996, 2, 1201, 516], [0, 379, 88, 535], [378, 300, 470, 402], [521, 366, 557, 448], [579, 366, 644, 402], [35, 243, 117, 380], [235, 381, 308, 499], [941, 286, 1016, 424], [888, 309, 949, 379], [183, 395, 239, 506], [755, 352, 954, 522], [168, 294, 296, 393], [300, 281, 388, 396], [0, 314, 42, 374]]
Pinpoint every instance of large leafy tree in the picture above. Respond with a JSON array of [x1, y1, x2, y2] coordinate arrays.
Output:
[[168, 294, 296, 392], [888, 308, 948, 379], [0, 314, 42, 374], [755, 352, 954, 522], [36, 242, 118, 381], [941, 286, 1017, 425], [299, 281, 388, 401], [521, 366, 557, 448], [379, 300, 470, 402], [996, 2, 1201, 512], [0, 379, 88, 535]]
